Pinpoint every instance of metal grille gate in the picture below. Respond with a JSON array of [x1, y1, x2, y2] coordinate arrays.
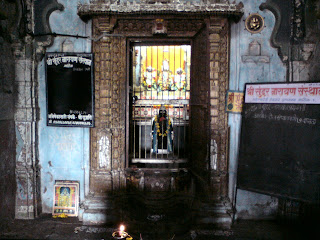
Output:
[[130, 45, 191, 164]]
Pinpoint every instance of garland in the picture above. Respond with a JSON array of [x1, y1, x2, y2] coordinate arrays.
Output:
[[154, 115, 171, 137]]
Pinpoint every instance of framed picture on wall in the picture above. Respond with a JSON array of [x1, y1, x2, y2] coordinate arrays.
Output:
[[52, 180, 79, 217]]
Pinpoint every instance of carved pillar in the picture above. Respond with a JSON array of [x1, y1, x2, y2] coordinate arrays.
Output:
[[14, 41, 38, 219], [90, 17, 126, 196], [12, 0, 40, 219], [208, 17, 230, 200]]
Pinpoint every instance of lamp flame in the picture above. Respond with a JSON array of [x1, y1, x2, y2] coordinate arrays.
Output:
[[119, 224, 125, 237], [112, 224, 128, 239]]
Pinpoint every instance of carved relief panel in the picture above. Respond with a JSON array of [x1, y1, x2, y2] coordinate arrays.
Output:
[[90, 17, 127, 194], [208, 17, 230, 199]]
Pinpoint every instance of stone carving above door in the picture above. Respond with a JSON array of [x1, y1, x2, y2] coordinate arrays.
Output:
[[78, 0, 243, 22], [242, 40, 270, 63]]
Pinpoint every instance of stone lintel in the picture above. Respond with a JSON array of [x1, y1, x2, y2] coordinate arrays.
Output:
[[78, 1, 243, 21]]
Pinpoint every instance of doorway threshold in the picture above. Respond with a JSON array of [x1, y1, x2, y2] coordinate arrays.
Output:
[[131, 158, 188, 164]]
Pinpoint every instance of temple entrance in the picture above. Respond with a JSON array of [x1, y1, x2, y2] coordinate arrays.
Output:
[[85, 14, 232, 197], [129, 44, 191, 167], [78, 0, 243, 227]]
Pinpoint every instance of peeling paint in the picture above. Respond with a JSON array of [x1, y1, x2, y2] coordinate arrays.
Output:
[[38, 0, 91, 214], [15, 125, 24, 162], [17, 182, 28, 200], [46, 172, 53, 182]]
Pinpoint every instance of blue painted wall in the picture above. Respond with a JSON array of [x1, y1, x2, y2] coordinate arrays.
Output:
[[229, 0, 286, 219], [38, 0, 91, 217]]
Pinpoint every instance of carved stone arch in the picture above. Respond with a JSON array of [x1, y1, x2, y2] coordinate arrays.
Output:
[[34, 0, 64, 58], [260, 0, 307, 62], [259, 1, 282, 49]]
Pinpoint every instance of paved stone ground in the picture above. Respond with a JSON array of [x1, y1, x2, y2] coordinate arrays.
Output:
[[0, 214, 317, 240]]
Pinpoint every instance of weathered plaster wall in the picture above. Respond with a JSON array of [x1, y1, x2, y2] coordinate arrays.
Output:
[[228, 0, 286, 219], [0, 38, 16, 225], [0, 0, 33, 223], [38, 0, 91, 218], [36, 0, 318, 221], [291, 0, 320, 82]]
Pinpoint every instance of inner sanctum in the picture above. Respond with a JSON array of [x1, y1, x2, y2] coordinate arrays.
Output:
[[130, 44, 191, 166]]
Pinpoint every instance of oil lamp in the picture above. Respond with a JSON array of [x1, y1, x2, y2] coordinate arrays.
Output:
[[112, 224, 129, 239]]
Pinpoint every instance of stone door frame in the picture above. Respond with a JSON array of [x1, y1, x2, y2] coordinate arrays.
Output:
[[88, 14, 231, 201]]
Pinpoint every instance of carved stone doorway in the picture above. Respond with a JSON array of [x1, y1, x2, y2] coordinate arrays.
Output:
[[78, 0, 243, 228]]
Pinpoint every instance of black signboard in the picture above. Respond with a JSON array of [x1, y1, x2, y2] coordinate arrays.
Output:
[[45, 53, 94, 127], [238, 82, 320, 203]]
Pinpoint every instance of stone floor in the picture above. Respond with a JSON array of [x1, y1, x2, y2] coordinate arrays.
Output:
[[0, 214, 317, 240]]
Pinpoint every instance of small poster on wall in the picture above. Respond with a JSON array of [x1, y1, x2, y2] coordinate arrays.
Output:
[[52, 180, 79, 217], [226, 90, 244, 113], [45, 53, 94, 127]]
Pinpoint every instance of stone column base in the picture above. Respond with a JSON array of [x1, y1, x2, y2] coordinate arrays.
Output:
[[195, 199, 233, 229], [81, 196, 116, 225]]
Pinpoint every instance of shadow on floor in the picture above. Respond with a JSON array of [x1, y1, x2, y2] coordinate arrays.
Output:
[[0, 214, 318, 240]]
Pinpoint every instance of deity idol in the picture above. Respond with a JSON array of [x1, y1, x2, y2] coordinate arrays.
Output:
[[59, 187, 71, 207], [143, 66, 157, 90], [158, 59, 173, 91], [174, 68, 186, 91], [151, 105, 173, 154]]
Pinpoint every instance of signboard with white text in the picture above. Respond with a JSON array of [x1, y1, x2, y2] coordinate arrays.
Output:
[[45, 53, 94, 127], [245, 82, 320, 104], [238, 82, 320, 203]]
